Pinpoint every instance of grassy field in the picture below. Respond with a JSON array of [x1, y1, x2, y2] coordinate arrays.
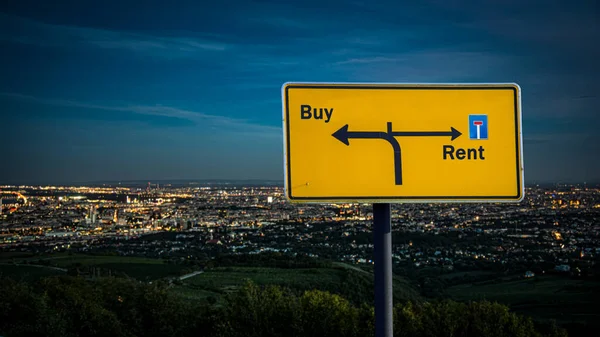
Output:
[[90, 262, 187, 280], [0, 253, 420, 306], [447, 275, 600, 324], [1, 253, 189, 281], [171, 266, 349, 305], [3, 252, 165, 265], [0, 252, 35, 260], [172, 264, 422, 307], [0, 264, 65, 281], [51, 255, 188, 280], [39, 254, 165, 267], [186, 267, 344, 290]]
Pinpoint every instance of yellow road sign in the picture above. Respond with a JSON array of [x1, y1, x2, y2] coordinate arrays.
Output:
[[282, 83, 524, 203]]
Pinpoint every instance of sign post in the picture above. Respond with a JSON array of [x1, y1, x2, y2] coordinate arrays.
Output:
[[373, 203, 393, 337], [282, 83, 524, 337]]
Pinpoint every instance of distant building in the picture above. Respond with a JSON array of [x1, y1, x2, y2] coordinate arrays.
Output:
[[86, 205, 98, 225], [0, 195, 20, 206]]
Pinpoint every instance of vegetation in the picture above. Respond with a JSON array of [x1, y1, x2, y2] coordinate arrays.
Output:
[[393, 262, 600, 337], [0, 252, 589, 336], [1, 253, 190, 281], [447, 275, 600, 337], [212, 252, 334, 269], [0, 275, 567, 337], [0, 264, 64, 281], [175, 265, 421, 306]]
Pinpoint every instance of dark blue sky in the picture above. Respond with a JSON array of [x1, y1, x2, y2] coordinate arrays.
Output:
[[1, 0, 599, 184]]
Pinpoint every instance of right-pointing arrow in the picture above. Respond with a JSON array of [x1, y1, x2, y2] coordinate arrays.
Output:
[[391, 127, 462, 141]]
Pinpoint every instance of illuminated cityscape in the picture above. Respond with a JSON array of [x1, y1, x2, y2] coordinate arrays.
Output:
[[2, 183, 599, 278]]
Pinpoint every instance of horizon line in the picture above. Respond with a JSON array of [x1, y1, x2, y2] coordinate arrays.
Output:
[[1, 179, 599, 187]]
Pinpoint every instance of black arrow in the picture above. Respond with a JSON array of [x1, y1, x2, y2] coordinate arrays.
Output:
[[331, 123, 462, 185], [392, 127, 462, 141], [332, 124, 462, 145], [332, 125, 383, 145]]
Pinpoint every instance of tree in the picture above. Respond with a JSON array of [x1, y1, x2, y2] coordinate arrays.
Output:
[[38, 276, 129, 337], [299, 290, 362, 337], [392, 300, 566, 337], [220, 281, 301, 337], [0, 278, 66, 337]]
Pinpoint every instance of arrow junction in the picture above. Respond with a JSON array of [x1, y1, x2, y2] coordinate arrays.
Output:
[[283, 83, 524, 203], [332, 122, 462, 185]]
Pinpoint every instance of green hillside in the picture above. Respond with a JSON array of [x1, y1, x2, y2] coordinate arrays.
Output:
[[0, 264, 65, 281], [2, 253, 189, 281], [447, 275, 600, 324], [173, 264, 422, 306]]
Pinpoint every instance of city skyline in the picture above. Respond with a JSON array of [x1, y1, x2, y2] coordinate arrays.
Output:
[[1, 0, 599, 184]]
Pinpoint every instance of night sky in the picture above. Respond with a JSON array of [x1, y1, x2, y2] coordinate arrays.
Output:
[[1, 0, 598, 184]]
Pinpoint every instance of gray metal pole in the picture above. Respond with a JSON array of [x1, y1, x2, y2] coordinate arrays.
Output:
[[373, 203, 393, 337]]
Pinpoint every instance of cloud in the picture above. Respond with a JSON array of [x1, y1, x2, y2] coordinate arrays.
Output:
[[523, 137, 550, 145], [331, 50, 514, 82], [334, 56, 398, 65], [524, 91, 599, 119], [0, 92, 281, 137], [0, 12, 230, 57], [247, 16, 312, 30], [2, 3, 596, 131], [523, 130, 600, 147], [431, 0, 600, 52], [90, 36, 228, 53]]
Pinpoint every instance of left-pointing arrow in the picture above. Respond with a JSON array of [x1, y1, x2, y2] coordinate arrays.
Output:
[[331, 125, 385, 146]]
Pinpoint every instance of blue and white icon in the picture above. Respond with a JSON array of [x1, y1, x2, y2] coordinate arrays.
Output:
[[469, 115, 488, 140]]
